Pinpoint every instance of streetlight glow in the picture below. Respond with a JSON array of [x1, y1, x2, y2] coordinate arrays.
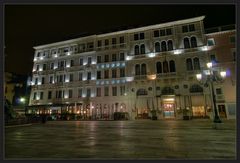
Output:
[[20, 97, 25, 103], [207, 62, 212, 68], [220, 71, 226, 78], [196, 74, 202, 80]]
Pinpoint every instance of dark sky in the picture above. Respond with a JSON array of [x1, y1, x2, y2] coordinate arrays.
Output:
[[5, 5, 235, 75]]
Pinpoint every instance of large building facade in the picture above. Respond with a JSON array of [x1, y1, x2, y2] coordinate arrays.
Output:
[[27, 16, 236, 120]]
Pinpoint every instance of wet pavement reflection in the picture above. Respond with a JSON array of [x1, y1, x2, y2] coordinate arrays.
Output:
[[5, 120, 236, 159]]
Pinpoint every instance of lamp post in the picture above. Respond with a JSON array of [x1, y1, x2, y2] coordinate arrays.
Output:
[[148, 74, 157, 120], [196, 62, 226, 124]]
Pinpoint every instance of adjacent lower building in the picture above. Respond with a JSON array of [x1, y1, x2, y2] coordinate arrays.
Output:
[[27, 16, 236, 120]]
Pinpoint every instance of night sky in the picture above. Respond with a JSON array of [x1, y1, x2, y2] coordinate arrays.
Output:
[[5, 5, 235, 75]]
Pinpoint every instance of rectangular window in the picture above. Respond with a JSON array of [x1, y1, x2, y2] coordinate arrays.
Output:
[[104, 87, 109, 96], [232, 50, 236, 61], [112, 69, 117, 78], [70, 60, 74, 67], [160, 29, 166, 36], [166, 28, 172, 35], [79, 44, 86, 52], [42, 77, 45, 84], [97, 56, 101, 63], [69, 90, 73, 98], [87, 88, 91, 97], [87, 57, 92, 65], [182, 25, 188, 33], [207, 38, 215, 46], [36, 65, 39, 71], [112, 38, 116, 44], [37, 52, 40, 57], [33, 92, 37, 100], [43, 64, 47, 70], [49, 76, 53, 84], [87, 72, 91, 80], [79, 58, 83, 66], [35, 78, 38, 85], [79, 72, 83, 81], [120, 36, 124, 44], [112, 54, 117, 62], [40, 92, 44, 100], [134, 34, 138, 40], [104, 55, 109, 62], [78, 88, 82, 98], [104, 70, 109, 79], [63, 47, 69, 53], [97, 71, 101, 79], [120, 86, 125, 96], [87, 42, 94, 50], [97, 40, 102, 47], [59, 75, 63, 82], [97, 87, 101, 97], [154, 30, 159, 37], [50, 63, 54, 69], [120, 68, 125, 77], [119, 53, 125, 61], [230, 36, 235, 43], [140, 33, 145, 40], [189, 24, 195, 31], [216, 88, 222, 95], [105, 39, 109, 49], [112, 87, 117, 96], [69, 74, 73, 82], [48, 91, 52, 99]]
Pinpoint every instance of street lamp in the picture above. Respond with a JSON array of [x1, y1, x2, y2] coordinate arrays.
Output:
[[196, 62, 226, 124]]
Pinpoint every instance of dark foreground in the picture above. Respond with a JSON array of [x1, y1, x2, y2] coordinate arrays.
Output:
[[5, 119, 236, 159]]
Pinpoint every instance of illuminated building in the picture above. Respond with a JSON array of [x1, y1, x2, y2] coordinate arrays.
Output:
[[28, 16, 236, 120]]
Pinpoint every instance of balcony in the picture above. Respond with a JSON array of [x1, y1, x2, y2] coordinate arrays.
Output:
[[134, 75, 147, 80]]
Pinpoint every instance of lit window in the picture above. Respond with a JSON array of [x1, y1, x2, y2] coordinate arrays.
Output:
[[207, 38, 215, 46]]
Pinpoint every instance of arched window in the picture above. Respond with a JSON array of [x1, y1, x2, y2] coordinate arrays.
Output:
[[135, 64, 140, 75], [167, 40, 173, 51], [161, 41, 167, 51], [186, 58, 193, 71], [140, 44, 145, 54], [191, 36, 197, 48], [155, 42, 160, 52], [163, 60, 169, 73], [169, 60, 176, 72], [184, 37, 190, 49], [141, 64, 147, 75], [135, 45, 139, 55], [193, 57, 200, 70], [156, 62, 162, 74]]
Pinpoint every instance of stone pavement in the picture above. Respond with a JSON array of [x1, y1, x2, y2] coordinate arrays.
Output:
[[5, 119, 236, 159]]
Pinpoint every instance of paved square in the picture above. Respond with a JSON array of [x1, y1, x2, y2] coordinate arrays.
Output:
[[5, 119, 236, 159]]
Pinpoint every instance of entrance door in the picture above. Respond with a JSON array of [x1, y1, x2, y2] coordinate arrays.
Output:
[[163, 103, 175, 118], [218, 105, 227, 118]]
